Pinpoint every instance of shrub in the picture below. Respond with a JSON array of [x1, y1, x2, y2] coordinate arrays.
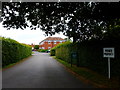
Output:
[[50, 48, 55, 56], [1, 37, 32, 67], [53, 40, 120, 77], [34, 45, 39, 50], [37, 49, 41, 52], [38, 49, 48, 52], [50, 41, 71, 56]]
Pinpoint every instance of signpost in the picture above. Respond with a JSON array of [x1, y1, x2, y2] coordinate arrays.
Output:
[[103, 48, 115, 79], [71, 52, 78, 67]]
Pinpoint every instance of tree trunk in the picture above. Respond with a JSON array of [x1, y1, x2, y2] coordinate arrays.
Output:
[[73, 36, 77, 43]]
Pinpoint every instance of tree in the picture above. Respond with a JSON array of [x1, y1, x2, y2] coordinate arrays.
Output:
[[34, 45, 39, 50], [64, 38, 72, 42], [2, 2, 120, 42], [103, 19, 120, 40]]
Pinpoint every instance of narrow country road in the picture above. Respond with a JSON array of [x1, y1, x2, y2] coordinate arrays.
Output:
[[2, 51, 93, 88]]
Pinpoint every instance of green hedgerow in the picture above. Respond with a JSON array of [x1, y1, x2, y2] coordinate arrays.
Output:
[[1, 37, 32, 67], [51, 39, 120, 77]]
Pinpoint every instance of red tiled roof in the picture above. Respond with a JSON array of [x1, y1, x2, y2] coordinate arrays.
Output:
[[44, 37, 64, 41], [39, 37, 65, 44]]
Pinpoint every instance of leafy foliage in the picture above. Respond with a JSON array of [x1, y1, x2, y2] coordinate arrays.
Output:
[[34, 45, 39, 50], [50, 41, 71, 56], [1, 37, 32, 67], [2, 2, 120, 42], [38, 49, 48, 52], [50, 40, 120, 77]]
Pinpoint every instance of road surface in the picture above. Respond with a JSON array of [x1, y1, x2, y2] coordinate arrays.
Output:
[[2, 51, 93, 88]]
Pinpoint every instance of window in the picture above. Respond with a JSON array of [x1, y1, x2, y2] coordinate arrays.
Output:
[[48, 41, 51, 44], [60, 41, 62, 43], [54, 41, 56, 44]]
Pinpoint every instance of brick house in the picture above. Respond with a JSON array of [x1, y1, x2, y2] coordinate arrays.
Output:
[[39, 37, 66, 50]]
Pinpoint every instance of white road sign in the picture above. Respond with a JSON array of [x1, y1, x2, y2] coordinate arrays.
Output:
[[103, 48, 114, 58], [103, 47, 115, 79]]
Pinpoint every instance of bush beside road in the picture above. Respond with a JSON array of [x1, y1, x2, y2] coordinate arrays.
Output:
[[1, 37, 32, 67], [51, 40, 120, 77]]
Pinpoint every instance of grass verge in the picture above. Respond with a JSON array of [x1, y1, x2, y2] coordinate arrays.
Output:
[[52, 56, 120, 88]]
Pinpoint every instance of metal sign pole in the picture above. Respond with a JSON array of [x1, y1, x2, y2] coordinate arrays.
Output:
[[103, 48, 114, 79], [108, 57, 111, 79]]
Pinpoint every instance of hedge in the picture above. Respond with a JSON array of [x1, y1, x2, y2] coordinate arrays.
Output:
[[51, 40, 120, 77], [1, 37, 32, 67], [38, 49, 48, 52], [50, 41, 71, 56]]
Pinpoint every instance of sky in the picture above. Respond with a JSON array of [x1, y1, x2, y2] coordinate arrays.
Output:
[[0, 22, 67, 45]]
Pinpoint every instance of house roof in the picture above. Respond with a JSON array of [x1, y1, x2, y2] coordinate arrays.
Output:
[[44, 37, 64, 41], [39, 37, 65, 44]]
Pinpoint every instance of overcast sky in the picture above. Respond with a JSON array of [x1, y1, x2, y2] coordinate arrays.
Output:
[[0, 22, 67, 45]]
